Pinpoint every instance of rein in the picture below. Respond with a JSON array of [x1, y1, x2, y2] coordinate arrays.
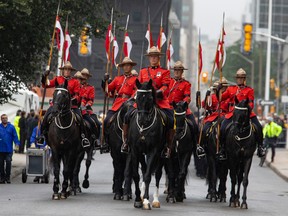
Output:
[[136, 107, 157, 133], [234, 122, 252, 141]]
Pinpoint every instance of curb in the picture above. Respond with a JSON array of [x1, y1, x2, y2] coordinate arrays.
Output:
[[265, 160, 288, 182], [11, 165, 25, 179]]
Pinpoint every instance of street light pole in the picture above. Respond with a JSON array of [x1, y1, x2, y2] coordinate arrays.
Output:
[[231, 51, 254, 88], [264, 0, 272, 117]]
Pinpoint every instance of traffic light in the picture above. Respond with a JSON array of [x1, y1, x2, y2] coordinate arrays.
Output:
[[201, 72, 208, 83], [79, 25, 92, 56], [241, 23, 253, 55], [275, 87, 280, 98], [270, 79, 275, 89], [270, 105, 275, 113]]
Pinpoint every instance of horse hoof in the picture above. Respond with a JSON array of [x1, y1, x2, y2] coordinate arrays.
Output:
[[82, 180, 89, 189], [142, 203, 151, 210], [152, 201, 160, 208], [206, 193, 212, 199], [122, 194, 130, 201], [183, 193, 186, 199], [76, 187, 82, 194], [210, 196, 217, 202], [114, 194, 122, 200], [60, 193, 67, 199], [163, 189, 168, 194], [241, 202, 248, 209], [52, 193, 60, 200], [176, 197, 183, 202], [168, 197, 176, 203], [134, 201, 143, 208]]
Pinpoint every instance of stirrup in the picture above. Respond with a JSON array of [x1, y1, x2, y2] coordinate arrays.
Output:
[[196, 144, 206, 159], [216, 151, 227, 161], [81, 138, 90, 148], [121, 143, 129, 154]]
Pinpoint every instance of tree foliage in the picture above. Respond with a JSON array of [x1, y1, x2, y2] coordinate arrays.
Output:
[[223, 40, 277, 99], [0, 0, 113, 104]]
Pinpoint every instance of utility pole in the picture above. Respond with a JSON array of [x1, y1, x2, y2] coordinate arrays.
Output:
[[264, 0, 272, 117]]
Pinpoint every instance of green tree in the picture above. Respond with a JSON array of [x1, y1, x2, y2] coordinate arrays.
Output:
[[223, 40, 277, 99], [0, 0, 113, 104]]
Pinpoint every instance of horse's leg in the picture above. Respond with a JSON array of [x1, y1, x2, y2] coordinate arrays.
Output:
[[177, 152, 192, 202], [142, 151, 158, 210], [217, 161, 228, 202], [207, 154, 217, 202], [152, 159, 163, 208], [112, 154, 125, 200], [73, 151, 84, 195], [123, 154, 133, 201], [132, 152, 142, 208], [61, 153, 74, 199], [52, 151, 61, 200], [241, 157, 253, 209], [236, 163, 244, 207], [82, 147, 93, 189], [166, 154, 177, 204], [229, 162, 237, 207]]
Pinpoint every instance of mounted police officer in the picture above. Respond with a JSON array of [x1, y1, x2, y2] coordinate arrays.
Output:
[[103, 57, 138, 151], [168, 61, 198, 143], [38, 61, 90, 147], [79, 68, 102, 148], [218, 68, 265, 159], [202, 78, 229, 136], [121, 46, 174, 158]]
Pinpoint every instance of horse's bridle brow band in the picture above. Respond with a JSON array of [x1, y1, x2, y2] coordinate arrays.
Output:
[[137, 89, 152, 93], [55, 88, 69, 92], [235, 106, 248, 110]]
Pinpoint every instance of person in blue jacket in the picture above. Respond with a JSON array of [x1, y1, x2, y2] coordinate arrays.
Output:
[[30, 125, 47, 149], [0, 114, 20, 184]]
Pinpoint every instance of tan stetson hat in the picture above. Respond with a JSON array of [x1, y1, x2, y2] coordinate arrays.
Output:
[[236, 68, 246, 78], [74, 71, 85, 79], [171, 61, 188, 70], [59, 61, 76, 71], [145, 46, 165, 56], [220, 76, 229, 86], [118, 57, 137, 67], [81, 68, 92, 77]]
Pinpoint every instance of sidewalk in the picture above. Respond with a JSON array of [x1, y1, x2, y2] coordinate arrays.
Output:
[[265, 148, 288, 182], [11, 149, 288, 182]]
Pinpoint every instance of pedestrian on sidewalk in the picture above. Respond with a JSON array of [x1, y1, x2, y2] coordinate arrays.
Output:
[[0, 114, 20, 183], [18, 111, 27, 153], [263, 117, 283, 163]]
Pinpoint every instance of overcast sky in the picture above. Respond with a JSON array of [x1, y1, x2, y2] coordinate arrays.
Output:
[[194, 0, 252, 40]]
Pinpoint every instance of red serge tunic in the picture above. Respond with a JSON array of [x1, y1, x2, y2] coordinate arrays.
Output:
[[108, 74, 137, 111], [221, 85, 256, 119], [168, 78, 192, 114], [138, 66, 171, 109]]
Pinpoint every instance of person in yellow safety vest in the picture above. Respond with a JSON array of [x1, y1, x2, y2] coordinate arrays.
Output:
[[263, 117, 283, 163]]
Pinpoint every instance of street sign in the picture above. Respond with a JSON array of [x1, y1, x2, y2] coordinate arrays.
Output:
[[281, 95, 288, 103], [259, 100, 274, 106]]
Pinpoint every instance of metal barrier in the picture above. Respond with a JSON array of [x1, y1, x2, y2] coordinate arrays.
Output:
[[276, 128, 286, 148]]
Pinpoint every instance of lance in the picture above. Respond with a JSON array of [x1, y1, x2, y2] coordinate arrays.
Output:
[[117, 14, 130, 76], [36, 0, 61, 138], [101, 8, 113, 147], [196, 28, 202, 124], [216, 12, 226, 154]]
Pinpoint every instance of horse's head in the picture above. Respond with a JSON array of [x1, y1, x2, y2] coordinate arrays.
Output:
[[52, 79, 71, 114], [136, 79, 155, 113], [173, 101, 188, 138], [232, 98, 251, 128]]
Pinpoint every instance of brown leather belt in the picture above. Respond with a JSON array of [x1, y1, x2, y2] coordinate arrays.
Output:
[[117, 94, 131, 99]]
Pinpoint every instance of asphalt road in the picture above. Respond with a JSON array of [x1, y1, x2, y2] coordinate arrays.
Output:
[[1, 153, 287, 216]]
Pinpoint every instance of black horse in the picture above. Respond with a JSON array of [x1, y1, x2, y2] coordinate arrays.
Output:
[[129, 79, 166, 210], [225, 99, 256, 209], [202, 120, 228, 202], [165, 101, 194, 203], [48, 80, 81, 200], [72, 114, 98, 194], [106, 100, 134, 200]]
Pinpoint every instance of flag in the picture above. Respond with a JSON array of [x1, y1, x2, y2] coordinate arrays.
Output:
[[215, 27, 226, 71], [198, 41, 203, 75], [63, 29, 72, 63], [166, 38, 174, 69], [123, 32, 132, 58], [55, 15, 64, 52], [105, 24, 114, 60], [112, 37, 119, 68], [145, 23, 153, 51], [157, 28, 166, 50]]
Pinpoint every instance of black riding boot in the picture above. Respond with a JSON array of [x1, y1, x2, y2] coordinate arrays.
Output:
[[256, 130, 266, 157], [162, 129, 175, 158], [121, 124, 129, 154], [217, 135, 227, 161], [79, 120, 90, 148]]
